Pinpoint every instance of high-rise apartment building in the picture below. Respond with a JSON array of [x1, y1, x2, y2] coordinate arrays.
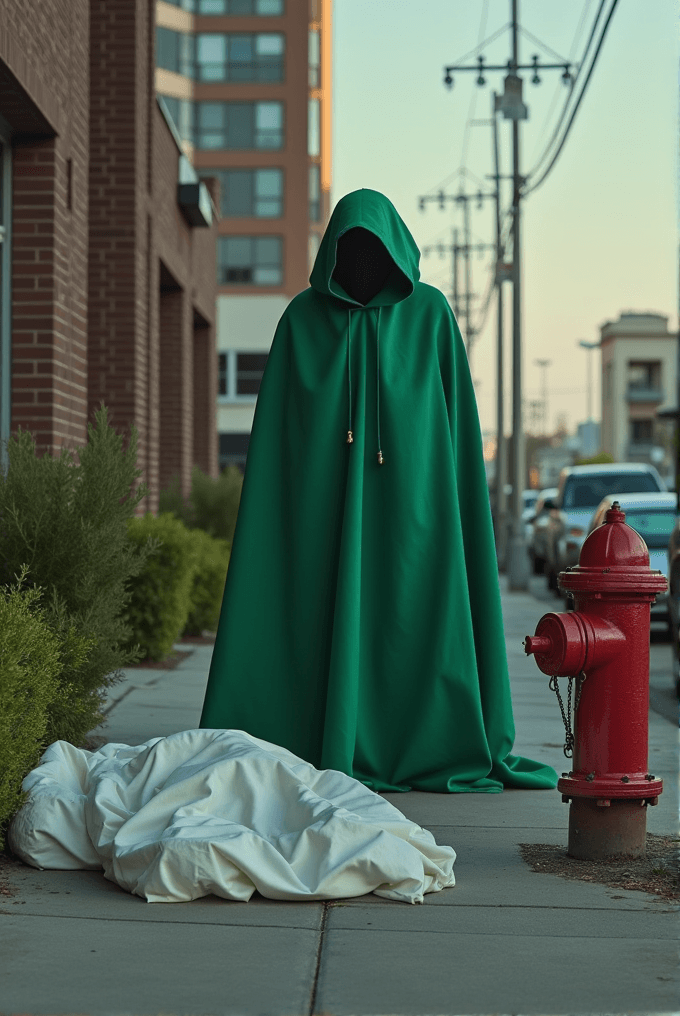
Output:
[[155, 0, 332, 469]]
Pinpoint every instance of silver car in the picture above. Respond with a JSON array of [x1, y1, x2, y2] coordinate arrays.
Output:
[[543, 463, 666, 594], [528, 487, 558, 575]]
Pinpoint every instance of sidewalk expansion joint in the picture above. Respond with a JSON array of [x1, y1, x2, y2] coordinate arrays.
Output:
[[0, 911, 323, 930], [307, 900, 329, 1016]]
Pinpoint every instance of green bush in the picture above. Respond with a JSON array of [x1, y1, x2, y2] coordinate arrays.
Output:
[[126, 514, 200, 661], [159, 465, 243, 544], [184, 529, 230, 635], [0, 408, 153, 745], [0, 580, 93, 849]]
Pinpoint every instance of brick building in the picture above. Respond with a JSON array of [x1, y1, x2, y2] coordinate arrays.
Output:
[[0, 0, 219, 506]]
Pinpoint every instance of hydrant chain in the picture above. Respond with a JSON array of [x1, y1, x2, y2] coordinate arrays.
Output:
[[548, 671, 586, 758]]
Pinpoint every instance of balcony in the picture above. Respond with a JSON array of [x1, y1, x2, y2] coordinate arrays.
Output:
[[626, 385, 664, 403]]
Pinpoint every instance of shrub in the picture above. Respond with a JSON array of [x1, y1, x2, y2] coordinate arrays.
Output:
[[126, 514, 199, 661], [184, 529, 230, 635], [0, 407, 153, 745], [159, 465, 243, 544], [158, 474, 194, 529], [191, 465, 243, 543], [0, 580, 93, 849]]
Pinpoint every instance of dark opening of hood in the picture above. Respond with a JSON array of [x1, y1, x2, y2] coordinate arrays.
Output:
[[310, 189, 421, 307]]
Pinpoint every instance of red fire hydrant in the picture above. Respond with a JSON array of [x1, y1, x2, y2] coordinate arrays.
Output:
[[524, 502, 666, 859]]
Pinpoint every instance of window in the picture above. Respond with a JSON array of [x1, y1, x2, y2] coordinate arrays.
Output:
[[158, 95, 193, 142], [194, 102, 284, 150], [308, 98, 320, 156], [628, 361, 661, 391], [218, 235, 283, 285], [308, 29, 320, 86], [308, 232, 320, 271], [219, 432, 251, 472], [165, 0, 195, 9], [196, 33, 284, 82], [218, 352, 269, 399], [198, 0, 284, 13], [563, 470, 660, 508], [156, 27, 193, 76], [200, 168, 283, 217], [630, 419, 654, 444], [622, 510, 676, 549], [309, 163, 320, 221]]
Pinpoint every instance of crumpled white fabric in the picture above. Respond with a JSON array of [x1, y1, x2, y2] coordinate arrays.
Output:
[[9, 729, 456, 904]]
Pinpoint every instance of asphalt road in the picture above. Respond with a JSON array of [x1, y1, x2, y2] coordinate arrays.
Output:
[[525, 572, 679, 727]]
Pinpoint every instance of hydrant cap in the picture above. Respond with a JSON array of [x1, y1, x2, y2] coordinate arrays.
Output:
[[579, 501, 648, 569], [559, 500, 667, 595]]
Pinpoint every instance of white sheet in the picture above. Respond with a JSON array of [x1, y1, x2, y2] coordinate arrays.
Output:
[[9, 729, 456, 904]]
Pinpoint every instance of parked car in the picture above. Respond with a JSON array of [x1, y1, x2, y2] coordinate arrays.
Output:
[[527, 487, 558, 575], [543, 463, 666, 594], [666, 509, 680, 695], [587, 491, 676, 629]]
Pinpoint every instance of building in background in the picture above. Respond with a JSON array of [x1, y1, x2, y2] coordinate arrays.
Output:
[[600, 311, 676, 480], [0, 0, 218, 507], [155, 0, 332, 470]]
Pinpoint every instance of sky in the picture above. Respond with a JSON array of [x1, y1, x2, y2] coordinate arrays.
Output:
[[330, 0, 678, 436]]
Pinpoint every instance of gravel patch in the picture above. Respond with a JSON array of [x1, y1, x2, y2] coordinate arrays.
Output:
[[520, 833, 680, 901]]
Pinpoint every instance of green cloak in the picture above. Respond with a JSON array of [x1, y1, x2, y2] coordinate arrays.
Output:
[[201, 189, 557, 794]]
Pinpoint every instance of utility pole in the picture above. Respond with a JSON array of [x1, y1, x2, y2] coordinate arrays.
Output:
[[506, 0, 530, 590], [419, 188, 495, 367], [462, 197, 472, 354], [492, 91, 509, 571], [452, 228, 460, 321], [443, 0, 572, 591]]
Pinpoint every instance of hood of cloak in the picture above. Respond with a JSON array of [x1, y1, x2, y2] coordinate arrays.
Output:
[[309, 189, 421, 307]]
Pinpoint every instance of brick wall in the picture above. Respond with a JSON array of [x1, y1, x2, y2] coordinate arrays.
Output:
[[2, 0, 90, 452], [88, 1, 218, 504], [2, 0, 217, 500]]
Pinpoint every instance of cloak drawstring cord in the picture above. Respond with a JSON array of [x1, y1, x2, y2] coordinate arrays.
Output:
[[345, 305, 384, 465], [376, 307, 384, 465], [346, 308, 354, 445]]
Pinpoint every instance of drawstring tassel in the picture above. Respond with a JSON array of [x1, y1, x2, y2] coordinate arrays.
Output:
[[377, 450, 384, 465], [347, 430, 354, 444]]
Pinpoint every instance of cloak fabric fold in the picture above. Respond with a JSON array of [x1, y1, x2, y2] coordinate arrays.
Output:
[[201, 188, 557, 794]]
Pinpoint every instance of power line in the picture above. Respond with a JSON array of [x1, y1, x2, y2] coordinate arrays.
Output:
[[525, 0, 607, 178], [524, 0, 619, 196], [445, 21, 510, 70], [528, 0, 593, 165], [518, 25, 570, 64], [460, 0, 490, 170]]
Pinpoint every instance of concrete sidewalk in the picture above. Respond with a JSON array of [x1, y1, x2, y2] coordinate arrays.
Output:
[[1, 582, 678, 1016]]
